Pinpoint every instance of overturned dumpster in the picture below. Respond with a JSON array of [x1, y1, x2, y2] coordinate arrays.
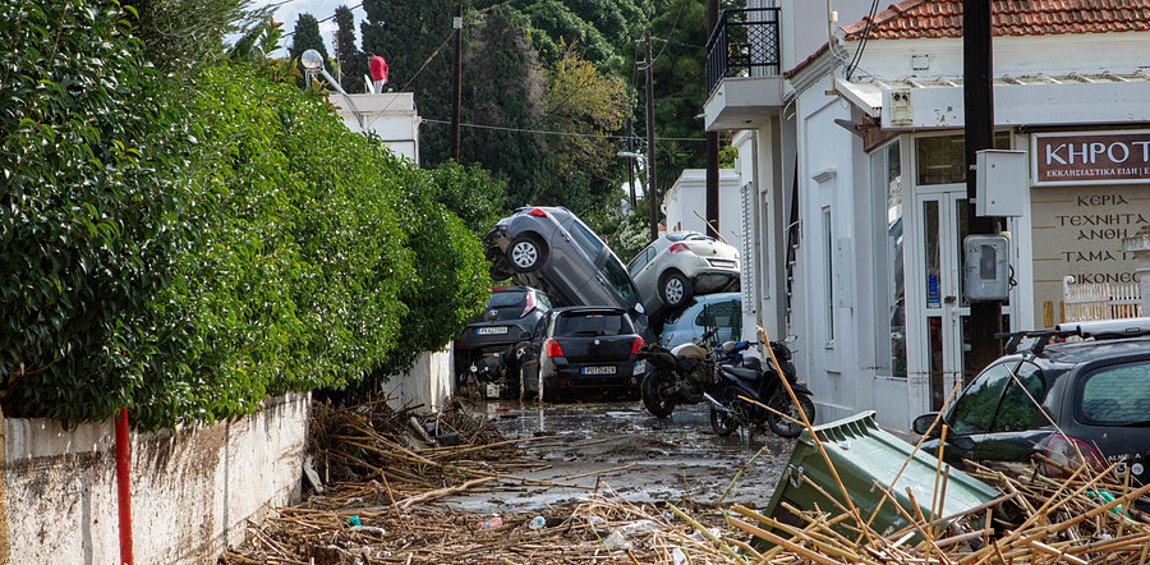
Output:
[[761, 411, 999, 540]]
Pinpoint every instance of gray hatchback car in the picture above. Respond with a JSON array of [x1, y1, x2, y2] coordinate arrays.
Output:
[[627, 231, 740, 321], [483, 207, 650, 338]]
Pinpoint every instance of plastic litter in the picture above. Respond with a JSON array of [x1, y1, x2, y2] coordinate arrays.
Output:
[[477, 515, 503, 529], [350, 526, 386, 535], [602, 530, 631, 550], [619, 519, 660, 535], [528, 516, 546, 530], [671, 547, 688, 565], [346, 515, 361, 527]]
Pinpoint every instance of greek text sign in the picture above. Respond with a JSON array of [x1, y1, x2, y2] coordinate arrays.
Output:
[[1032, 130, 1150, 186]]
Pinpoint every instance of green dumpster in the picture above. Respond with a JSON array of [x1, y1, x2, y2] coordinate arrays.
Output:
[[762, 411, 1000, 540]]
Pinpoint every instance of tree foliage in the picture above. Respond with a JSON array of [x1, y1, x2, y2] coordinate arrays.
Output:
[[289, 13, 329, 65], [1, 0, 489, 430], [335, 5, 367, 93]]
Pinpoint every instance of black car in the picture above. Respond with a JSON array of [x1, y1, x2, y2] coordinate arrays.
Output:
[[454, 286, 553, 390], [913, 317, 1150, 499], [483, 206, 652, 340], [519, 306, 647, 401]]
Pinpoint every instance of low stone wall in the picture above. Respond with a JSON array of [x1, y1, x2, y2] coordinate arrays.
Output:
[[3, 393, 310, 564], [381, 349, 454, 412]]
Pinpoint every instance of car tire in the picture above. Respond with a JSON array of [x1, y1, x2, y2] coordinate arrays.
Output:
[[659, 272, 693, 308], [508, 235, 546, 273]]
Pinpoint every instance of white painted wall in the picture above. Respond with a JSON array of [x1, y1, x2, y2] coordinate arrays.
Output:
[[662, 169, 743, 246], [4, 393, 309, 564], [333, 92, 420, 163], [382, 349, 455, 413]]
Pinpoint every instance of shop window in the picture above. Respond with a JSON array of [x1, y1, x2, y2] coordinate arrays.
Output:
[[871, 141, 906, 377], [916, 132, 1011, 185]]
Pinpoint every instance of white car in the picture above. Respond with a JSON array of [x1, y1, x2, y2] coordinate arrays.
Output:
[[627, 232, 740, 320]]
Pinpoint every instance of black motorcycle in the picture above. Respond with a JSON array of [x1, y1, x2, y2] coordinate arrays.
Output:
[[705, 340, 816, 438], [637, 329, 721, 417]]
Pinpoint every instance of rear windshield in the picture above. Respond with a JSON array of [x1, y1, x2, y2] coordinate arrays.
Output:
[[555, 313, 633, 337], [1078, 361, 1150, 426], [486, 291, 525, 309]]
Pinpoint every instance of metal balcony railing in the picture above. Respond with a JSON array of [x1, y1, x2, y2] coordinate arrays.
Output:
[[706, 7, 782, 94]]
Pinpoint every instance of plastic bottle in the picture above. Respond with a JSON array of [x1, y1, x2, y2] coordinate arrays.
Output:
[[529, 516, 546, 530]]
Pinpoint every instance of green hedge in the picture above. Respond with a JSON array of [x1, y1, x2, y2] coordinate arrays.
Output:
[[1, 1, 489, 430]]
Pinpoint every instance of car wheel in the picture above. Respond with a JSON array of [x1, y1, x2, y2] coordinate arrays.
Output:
[[508, 236, 546, 273], [659, 272, 693, 307]]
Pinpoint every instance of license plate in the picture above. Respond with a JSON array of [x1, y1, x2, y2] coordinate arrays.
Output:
[[581, 366, 617, 375], [477, 326, 508, 335]]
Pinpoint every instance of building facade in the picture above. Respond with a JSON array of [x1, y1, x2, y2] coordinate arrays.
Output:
[[706, 0, 1150, 431]]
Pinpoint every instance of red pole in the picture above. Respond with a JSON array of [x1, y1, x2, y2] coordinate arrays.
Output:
[[115, 407, 134, 565]]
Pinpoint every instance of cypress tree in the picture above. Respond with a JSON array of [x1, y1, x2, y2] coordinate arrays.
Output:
[[289, 13, 329, 65], [335, 6, 366, 93]]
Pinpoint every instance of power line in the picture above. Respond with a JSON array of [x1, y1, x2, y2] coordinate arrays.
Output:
[[421, 118, 704, 143]]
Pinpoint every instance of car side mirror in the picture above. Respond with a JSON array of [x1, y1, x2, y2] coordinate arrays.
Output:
[[912, 413, 939, 435]]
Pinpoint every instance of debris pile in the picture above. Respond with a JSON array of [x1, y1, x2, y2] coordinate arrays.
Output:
[[726, 460, 1149, 564], [223, 398, 1149, 564]]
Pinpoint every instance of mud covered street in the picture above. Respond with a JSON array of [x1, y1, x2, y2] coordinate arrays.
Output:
[[443, 399, 795, 514]]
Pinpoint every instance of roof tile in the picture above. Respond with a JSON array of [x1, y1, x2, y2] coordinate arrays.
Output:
[[841, 0, 1150, 39]]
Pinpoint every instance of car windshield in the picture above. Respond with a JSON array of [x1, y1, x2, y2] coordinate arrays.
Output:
[[556, 313, 632, 337], [1079, 360, 1150, 426], [600, 257, 640, 306]]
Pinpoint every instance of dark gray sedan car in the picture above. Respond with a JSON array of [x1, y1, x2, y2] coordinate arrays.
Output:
[[484, 206, 651, 339]]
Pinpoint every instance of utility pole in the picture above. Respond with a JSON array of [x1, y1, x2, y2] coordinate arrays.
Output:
[[626, 117, 636, 208], [963, 0, 1002, 373], [451, 3, 463, 161], [644, 29, 659, 241], [705, 0, 721, 239]]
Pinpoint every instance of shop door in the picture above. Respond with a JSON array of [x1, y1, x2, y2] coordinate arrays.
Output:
[[915, 190, 1016, 411], [917, 192, 965, 411]]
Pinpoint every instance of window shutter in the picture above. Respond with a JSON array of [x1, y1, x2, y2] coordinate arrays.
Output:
[[740, 181, 756, 315]]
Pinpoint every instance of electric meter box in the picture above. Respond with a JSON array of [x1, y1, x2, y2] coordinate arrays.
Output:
[[964, 235, 1010, 302]]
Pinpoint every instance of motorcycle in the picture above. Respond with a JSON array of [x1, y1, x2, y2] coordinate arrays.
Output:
[[637, 329, 721, 417], [704, 339, 816, 438]]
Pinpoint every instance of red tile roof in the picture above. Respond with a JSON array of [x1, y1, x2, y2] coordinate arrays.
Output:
[[841, 0, 1150, 40]]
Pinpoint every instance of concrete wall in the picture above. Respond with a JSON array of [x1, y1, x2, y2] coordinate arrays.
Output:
[[3, 393, 310, 564], [382, 349, 455, 413]]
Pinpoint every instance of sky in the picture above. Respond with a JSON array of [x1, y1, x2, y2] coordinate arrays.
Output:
[[252, 0, 367, 56]]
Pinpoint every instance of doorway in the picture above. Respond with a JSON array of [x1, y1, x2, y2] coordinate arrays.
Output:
[[914, 189, 1016, 411]]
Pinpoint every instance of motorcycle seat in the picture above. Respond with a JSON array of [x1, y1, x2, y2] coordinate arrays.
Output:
[[720, 364, 761, 383]]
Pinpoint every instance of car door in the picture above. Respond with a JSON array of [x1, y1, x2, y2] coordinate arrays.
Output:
[[934, 361, 1052, 468]]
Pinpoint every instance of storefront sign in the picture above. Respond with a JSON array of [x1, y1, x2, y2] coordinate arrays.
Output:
[[1032, 130, 1150, 186]]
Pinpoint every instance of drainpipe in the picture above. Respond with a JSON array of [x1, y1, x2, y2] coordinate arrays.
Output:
[[115, 408, 134, 565]]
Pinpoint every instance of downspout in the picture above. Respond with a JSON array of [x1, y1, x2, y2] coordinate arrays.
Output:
[[116, 408, 134, 565]]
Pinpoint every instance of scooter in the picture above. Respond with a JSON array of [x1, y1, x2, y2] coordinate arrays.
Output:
[[704, 339, 816, 438], [637, 328, 720, 417]]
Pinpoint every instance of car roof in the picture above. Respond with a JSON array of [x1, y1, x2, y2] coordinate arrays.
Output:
[[1037, 335, 1150, 365]]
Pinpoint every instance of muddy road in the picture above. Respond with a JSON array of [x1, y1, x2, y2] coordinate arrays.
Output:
[[443, 399, 796, 515]]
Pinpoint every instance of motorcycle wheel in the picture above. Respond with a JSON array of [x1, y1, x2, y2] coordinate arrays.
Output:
[[640, 372, 676, 418], [766, 391, 815, 438], [709, 388, 739, 436]]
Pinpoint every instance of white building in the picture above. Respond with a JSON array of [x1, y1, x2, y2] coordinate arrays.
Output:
[[663, 168, 743, 241], [332, 92, 420, 162], [706, 0, 1150, 431]]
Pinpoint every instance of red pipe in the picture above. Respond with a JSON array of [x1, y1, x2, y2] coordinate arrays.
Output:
[[115, 407, 134, 565]]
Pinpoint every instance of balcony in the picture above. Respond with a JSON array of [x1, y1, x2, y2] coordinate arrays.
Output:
[[704, 7, 785, 131]]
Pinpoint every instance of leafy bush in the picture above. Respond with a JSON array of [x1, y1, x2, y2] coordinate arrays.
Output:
[[1, 1, 489, 430]]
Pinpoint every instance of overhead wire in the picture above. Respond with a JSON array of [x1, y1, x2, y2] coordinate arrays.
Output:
[[421, 118, 704, 143], [845, 0, 881, 81]]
